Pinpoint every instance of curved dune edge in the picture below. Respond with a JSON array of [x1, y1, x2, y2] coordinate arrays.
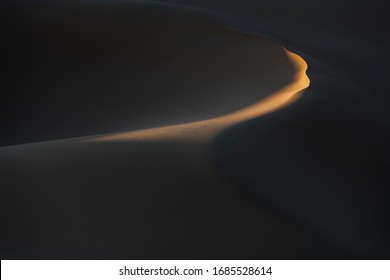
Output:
[[90, 49, 309, 143]]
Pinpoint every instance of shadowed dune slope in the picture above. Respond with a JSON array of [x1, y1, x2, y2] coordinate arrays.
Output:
[[1, 2, 299, 146], [1, 0, 390, 259], [0, 2, 315, 259]]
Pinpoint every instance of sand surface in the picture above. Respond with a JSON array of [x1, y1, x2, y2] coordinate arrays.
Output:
[[0, 0, 389, 259]]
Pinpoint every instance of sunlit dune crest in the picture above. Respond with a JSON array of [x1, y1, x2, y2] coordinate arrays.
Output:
[[91, 49, 309, 142]]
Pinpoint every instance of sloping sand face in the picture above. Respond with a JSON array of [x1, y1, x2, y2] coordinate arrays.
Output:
[[0, 2, 311, 259], [1, 0, 389, 260], [1, 3, 305, 146]]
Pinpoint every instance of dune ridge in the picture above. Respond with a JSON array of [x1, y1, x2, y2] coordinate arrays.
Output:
[[91, 48, 309, 142]]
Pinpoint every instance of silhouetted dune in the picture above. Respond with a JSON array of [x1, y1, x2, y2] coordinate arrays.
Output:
[[1, 0, 389, 259]]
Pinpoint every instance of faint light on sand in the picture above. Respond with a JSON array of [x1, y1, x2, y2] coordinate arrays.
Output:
[[90, 48, 309, 142]]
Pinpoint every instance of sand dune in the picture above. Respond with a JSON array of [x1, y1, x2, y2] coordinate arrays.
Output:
[[0, 2, 312, 259], [0, 0, 389, 259]]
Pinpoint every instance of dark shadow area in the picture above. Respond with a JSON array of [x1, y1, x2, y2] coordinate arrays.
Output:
[[213, 78, 390, 258], [0, 139, 301, 259]]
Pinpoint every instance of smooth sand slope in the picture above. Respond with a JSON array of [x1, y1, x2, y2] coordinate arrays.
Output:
[[1, 0, 389, 259], [0, 2, 310, 259]]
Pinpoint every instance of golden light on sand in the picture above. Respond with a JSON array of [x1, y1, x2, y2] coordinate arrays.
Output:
[[90, 48, 309, 142]]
